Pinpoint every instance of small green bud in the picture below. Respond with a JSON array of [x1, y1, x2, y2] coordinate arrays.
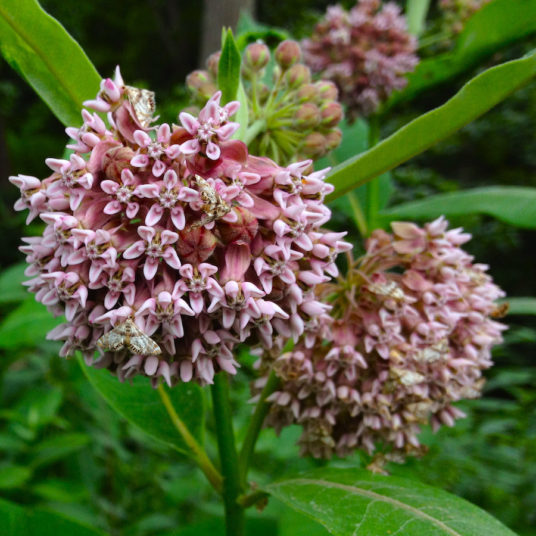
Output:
[[275, 40, 302, 70]]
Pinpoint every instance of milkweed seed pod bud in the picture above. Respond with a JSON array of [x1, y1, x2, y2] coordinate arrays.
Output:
[[259, 218, 506, 463], [185, 41, 344, 165], [10, 67, 350, 387], [302, 0, 419, 120]]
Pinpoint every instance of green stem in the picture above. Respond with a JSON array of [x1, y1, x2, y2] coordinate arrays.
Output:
[[406, 0, 431, 36], [239, 370, 280, 484], [157, 384, 222, 493], [237, 489, 270, 509], [243, 118, 267, 146], [366, 115, 381, 231], [211, 373, 245, 536], [348, 191, 368, 237]]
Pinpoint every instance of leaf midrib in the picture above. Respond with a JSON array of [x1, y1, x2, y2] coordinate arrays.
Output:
[[271, 478, 461, 536]]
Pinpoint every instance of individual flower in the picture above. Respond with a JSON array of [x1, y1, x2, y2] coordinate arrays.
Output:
[[302, 0, 419, 119], [259, 218, 506, 463], [185, 40, 344, 164], [10, 67, 350, 387]]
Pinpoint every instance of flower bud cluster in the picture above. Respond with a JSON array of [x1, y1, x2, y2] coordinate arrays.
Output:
[[259, 218, 506, 461], [302, 0, 419, 119], [10, 68, 350, 386], [186, 40, 344, 165], [439, 0, 491, 35]]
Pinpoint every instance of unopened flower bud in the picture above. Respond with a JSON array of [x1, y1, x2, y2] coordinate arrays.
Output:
[[314, 81, 339, 101], [275, 40, 302, 70], [297, 84, 317, 102], [206, 51, 221, 78], [186, 70, 217, 100], [294, 102, 321, 129], [102, 146, 136, 180], [243, 42, 270, 72], [285, 64, 311, 89], [177, 226, 217, 265], [320, 101, 343, 127], [301, 132, 327, 158], [325, 129, 342, 151]]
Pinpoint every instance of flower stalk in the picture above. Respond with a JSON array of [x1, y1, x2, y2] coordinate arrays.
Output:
[[157, 384, 223, 492], [211, 372, 245, 536]]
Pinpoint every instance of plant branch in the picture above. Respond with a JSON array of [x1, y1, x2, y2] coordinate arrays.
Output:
[[157, 383, 222, 493], [406, 0, 431, 36], [239, 370, 280, 484], [211, 373, 245, 536], [366, 115, 381, 231]]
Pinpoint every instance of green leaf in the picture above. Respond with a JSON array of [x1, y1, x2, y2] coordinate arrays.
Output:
[[379, 187, 536, 228], [504, 298, 536, 316], [0, 298, 62, 350], [0, 264, 28, 304], [406, 0, 431, 36], [0, 0, 101, 127], [0, 465, 32, 489], [390, 0, 536, 107], [30, 432, 91, 469], [81, 358, 205, 455], [0, 497, 105, 536], [218, 28, 241, 105], [266, 468, 517, 536], [232, 81, 249, 142], [327, 51, 536, 200]]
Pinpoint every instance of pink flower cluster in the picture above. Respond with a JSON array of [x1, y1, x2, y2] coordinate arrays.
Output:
[[10, 68, 350, 386], [261, 218, 506, 460], [302, 0, 419, 118]]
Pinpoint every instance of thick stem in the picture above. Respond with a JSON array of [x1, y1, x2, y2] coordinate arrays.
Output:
[[366, 115, 381, 232], [348, 191, 368, 237], [211, 373, 245, 536], [157, 384, 222, 492], [239, 370, 280, 484]]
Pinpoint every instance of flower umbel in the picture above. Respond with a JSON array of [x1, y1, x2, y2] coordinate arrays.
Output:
[[10, 68, 349, 387], [302, 0, 419, 119], [260, 218, 506, 463]]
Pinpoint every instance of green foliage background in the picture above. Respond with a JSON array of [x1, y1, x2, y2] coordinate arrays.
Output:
[[0, 1, 534, 535]]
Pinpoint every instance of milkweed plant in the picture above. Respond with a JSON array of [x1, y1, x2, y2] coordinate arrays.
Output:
[[3, 0, 535, 534]]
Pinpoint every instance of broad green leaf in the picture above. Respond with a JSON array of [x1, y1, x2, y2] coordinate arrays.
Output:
[[81, 358, 205, 455], [0, 497, 105, 536], [232, 81, 249, 142], [0, 0, 101, 127], [218, 29, 241, 105], [266, 468, 517, 536], [328, 51, 536, 200], [390, 0, 536, 107], [0, 298, 62, 350], [0, 263, 28, 304], [379, 187, 536, 228], [0, 465, 32, 489], [504, 298, 536, 316]]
